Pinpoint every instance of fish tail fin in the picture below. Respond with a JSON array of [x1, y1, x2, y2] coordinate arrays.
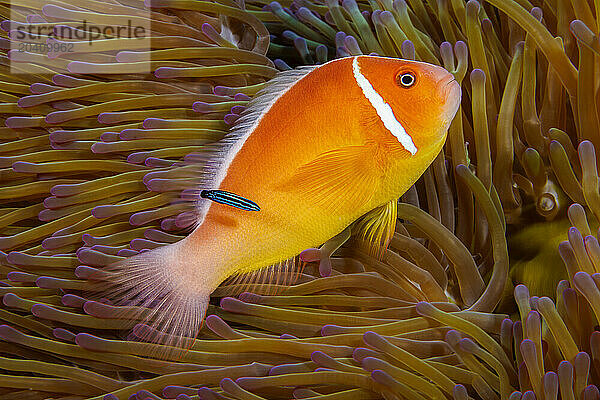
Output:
[[85, 240, 211, 359]]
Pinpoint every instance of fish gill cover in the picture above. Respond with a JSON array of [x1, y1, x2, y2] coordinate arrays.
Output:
[[0, 0, 599, 399]]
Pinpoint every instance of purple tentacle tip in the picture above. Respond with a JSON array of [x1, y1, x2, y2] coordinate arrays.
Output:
[[321, 324, 343, 336], [192, 101, 210, 113], [319, 257, 332, 277], [53, 328, 76, 342], [224, 113, 239, 125], [234, 93, 251, 101], [299, 248, 320, 262], [230, 105, 246, 115], [2, 293, 18, 308], [238, 292, 261, 303], [280, 333, 298, 339], [213, 86, 230, 96], [197, 387, 219, 400]]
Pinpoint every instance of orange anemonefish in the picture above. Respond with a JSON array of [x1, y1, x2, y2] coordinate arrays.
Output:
[[96, 55, 461, 353]]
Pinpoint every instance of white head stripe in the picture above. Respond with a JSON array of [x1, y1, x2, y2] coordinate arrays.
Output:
[[352, 56, 417, 155]]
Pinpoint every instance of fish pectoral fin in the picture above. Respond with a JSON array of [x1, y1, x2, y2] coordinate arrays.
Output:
[[352, 199, 398, 259], [278, 145, 378, 211]]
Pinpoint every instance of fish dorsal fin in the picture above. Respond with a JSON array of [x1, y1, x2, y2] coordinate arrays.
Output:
[[352, 199, 398, 259], [227, 65, 318, 146]]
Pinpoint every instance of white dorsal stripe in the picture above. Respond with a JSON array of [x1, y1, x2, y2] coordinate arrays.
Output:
[[352, 56, 417, 155]]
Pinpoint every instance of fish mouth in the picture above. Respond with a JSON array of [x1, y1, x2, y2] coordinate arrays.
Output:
[[438, 74, 457, 88], [436, 73, 460, 102], [439, 76, 462, 122]]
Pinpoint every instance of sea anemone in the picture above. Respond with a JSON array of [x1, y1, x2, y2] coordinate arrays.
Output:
[[1, 0, 600, 398]]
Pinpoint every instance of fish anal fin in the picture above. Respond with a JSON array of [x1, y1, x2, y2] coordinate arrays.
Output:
[[353, 199, 398, 260], [220, 257, 304, 297], [278, 145, 378, 212]]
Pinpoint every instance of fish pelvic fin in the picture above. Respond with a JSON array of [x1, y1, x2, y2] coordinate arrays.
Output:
[[277, 145, 378, 213], [352, 199, 398, 259], [84, 241, 211, 360]]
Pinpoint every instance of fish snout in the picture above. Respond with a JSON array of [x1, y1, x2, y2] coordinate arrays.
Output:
[[426, 65, 461, 110], [437, 73, 459, 98], [437, 73, 462, 123]]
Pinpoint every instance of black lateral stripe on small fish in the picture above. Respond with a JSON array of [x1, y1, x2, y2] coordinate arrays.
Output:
[[200, 190, 261, 211]]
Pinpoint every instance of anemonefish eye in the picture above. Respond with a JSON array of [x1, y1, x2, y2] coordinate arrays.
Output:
[[397, 72, 416, 88]]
